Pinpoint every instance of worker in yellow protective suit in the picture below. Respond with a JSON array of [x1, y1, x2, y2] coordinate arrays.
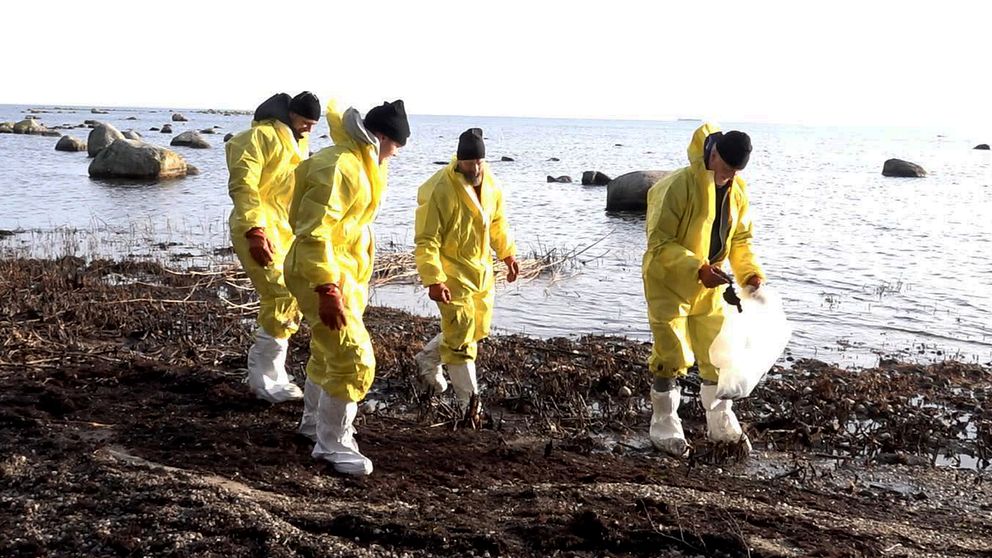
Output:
[[642, 123, 765, 457], [227, 91, 321, 403], [413, 128, 518, 415], [284, 99, 409, 476]]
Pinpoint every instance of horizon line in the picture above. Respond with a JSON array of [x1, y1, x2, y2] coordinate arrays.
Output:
[[0, 102, 973, 133]]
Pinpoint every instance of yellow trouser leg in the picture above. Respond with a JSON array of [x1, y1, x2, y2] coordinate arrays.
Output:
[[648, 314, 692, 379], [438, 289, 493, 365], [232, 233, 300, 339], [287, 273, 375, 403], [687, 288, 726, 384]]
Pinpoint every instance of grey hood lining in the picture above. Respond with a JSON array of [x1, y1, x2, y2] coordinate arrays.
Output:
[[343, 107, 379, 155]]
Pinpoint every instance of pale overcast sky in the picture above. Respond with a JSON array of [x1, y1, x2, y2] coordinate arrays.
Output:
[[1, 0, 988, 130]]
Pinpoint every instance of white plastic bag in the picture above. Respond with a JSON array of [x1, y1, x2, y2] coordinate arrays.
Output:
[[709, 285, 792, 400]]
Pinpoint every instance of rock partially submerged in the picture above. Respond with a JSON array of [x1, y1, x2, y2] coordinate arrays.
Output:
[[882, 159, 926, 178], [55, 136, 87, 152], [223, 132, 235, 142], [172, 113, 188, 122], [170, 131, 210, 149], [975, 144, 990, 150], [0, 122, 14, 133], [160, 124, 173, 134], [87, 123, 125, 157], [581, 170, 611, 186], [88, 139, 188, 179], [122, 130, 142, 140], [501, 156, 515, 162], [546, 175, 572, 183], [605, 170, 671, 212], [13, 119, 48, 135]]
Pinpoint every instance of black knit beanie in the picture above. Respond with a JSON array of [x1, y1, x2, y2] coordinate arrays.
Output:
[[715, 130, 752, 170], [364, 100, 410, 146], [456, 128, 485, 160], [288, 91, 321, 121]]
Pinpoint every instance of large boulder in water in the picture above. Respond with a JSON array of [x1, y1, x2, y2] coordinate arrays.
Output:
[[882, 159, 926, 177], [88, 139, 188, 179], [605, 170, 672, 212], [87, 123, 125, 157], [582, 170, 611, 186], [55, 136, 87, 152], [171, 113, 188, 122], [0, 122, 15, 133], [13, 119, 47, 135], [171, 131, 210, 149]]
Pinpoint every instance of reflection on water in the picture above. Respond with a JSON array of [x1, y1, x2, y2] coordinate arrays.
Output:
[[2, 104, 991, 367]]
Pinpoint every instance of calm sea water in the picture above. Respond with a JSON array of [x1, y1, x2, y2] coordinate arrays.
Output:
[[2, 104, 990, 367]]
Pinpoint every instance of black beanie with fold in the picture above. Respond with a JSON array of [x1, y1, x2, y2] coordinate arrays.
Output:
[[715, 130, 752, 170], [457, 128, 485, 160], [364, 99, 410, 146], [288, 91, 321, 121]]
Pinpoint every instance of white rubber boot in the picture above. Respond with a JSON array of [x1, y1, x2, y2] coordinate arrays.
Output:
[[297, 377, 320, 441], [447, 361, 479, 412], [414, 334, 447, 394], [650, 387, 688, 457], [312, 390, 373, 476], [246, 328, 302, 403], [700, 384, 751, 451]]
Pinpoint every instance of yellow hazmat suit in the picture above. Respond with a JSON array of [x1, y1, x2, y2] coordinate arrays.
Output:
[[284, 101, 386, 402], [414, 160, 516, 364], [226, 118, 309, 339], [642, 123, 764, 382]]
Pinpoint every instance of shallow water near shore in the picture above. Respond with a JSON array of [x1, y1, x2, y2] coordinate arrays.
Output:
[[2, 103, 992, 367]]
